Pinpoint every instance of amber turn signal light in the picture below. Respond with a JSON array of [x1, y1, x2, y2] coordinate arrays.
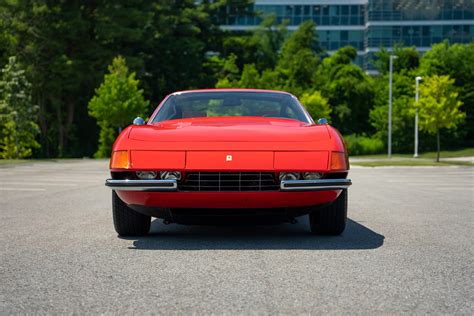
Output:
[[110, 150, 130, 169], [330, 151, 348, 170]]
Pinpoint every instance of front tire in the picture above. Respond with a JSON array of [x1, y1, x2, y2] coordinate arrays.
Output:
[[112, 191, 151, 236], [309, 190, 347, 235]]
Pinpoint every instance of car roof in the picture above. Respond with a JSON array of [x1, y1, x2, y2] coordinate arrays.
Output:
[[170, 88, 296, 97]]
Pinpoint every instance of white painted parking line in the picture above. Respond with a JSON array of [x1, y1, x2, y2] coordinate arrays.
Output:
[[430, 187, 474, 190], [0, 178, 102, 183], [0, 182, 78, 186], [0, 188, 46, 191], [386, 181, 472, 185]]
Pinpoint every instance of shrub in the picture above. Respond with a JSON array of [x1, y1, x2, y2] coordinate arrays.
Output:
[[299, 90, 331, 121], [344, 134, 384, 156], [0, 56, 40, 159], [88, 56, 148, 158]]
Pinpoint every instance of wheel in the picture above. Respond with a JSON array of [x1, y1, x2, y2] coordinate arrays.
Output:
[[309, 190, 347, 235], [112, 191, 151, 236]]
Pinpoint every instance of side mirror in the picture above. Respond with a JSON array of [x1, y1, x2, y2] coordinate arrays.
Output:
[[133, 117, 145, 125], [317, 118, 328, 125]]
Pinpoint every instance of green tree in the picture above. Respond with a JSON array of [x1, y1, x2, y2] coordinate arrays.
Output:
[[250, 15, 288, 70], [0, 0, 251, 158], [94, 1, 153, 72], [299, 91, 331, 121], [419, 41, 474, 147], [278, 20, 320, 67], [222, 15, 288, 72], [216, 21, 322, 94], [367, 45, 421, 153], [215, 54, 241, 88], [144, 1, 252, 99], [315, 46, 374, 134], [257, 69, 281, 90], [237, 64, 261, 88], [0, 57, 40, 158], [416, 75, 465, 162], [374, 45, 420, 75], [88, 56, 148, 158], [277, 20, 320, 94], [369, 71, 417, 153], [0, 1, 104, 157]]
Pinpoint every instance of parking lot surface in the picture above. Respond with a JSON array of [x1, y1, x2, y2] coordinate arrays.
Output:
[[0, 160, 473, 314]]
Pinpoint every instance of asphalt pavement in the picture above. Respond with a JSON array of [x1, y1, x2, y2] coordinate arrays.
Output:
[[0, 160, 473, 314]]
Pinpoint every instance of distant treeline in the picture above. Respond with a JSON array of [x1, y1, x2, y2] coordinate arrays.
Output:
[[0, 1, 472, 158]]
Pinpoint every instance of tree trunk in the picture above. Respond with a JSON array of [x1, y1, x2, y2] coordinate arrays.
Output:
[[436, 129, 440, 163], [55, 100, 75, 157], [57, 106, 64, 158], [64, 100, 75, 150], [37, 93, 50, 157], [14, 113, 19, 159]]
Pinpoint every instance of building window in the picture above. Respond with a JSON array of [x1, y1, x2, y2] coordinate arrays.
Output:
[[341, 30, 349, 41]]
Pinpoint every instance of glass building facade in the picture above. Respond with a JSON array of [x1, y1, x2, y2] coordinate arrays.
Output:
[[221, 0, 474, 72]]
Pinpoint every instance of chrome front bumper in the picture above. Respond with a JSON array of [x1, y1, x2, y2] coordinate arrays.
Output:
[[280, 179, 352, 191], [105, 178, 351, 192], [105, 179, 178, 191]]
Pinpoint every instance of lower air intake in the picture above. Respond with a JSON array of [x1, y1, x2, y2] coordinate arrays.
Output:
[[179, 172, 279, 192]]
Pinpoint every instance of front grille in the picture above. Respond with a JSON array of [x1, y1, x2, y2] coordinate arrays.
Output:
[[179, 172, 279, 192]]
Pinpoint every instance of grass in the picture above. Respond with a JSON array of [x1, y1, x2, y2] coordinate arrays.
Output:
[[350, 147, 474, 167], [0, 159, 32, 165], [352, 160, 473, 167], [0, 158, 92, 167], [353, 147, 474, 159], [417, 148, 474, 159]]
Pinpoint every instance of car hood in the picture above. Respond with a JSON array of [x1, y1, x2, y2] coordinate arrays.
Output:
[[129, 117, 330, 143]]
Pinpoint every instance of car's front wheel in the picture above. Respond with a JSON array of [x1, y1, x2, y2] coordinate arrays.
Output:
[[112, 191, 151, 236], [309, 190, 347, 235]]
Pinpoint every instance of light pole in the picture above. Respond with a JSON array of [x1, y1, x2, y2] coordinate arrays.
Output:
[[414, 76, 422, 158], [388, 55, 398, 158]]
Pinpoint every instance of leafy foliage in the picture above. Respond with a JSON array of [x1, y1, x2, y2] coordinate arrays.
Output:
[[88, 56, 148, 158], [315, 47, 374, 134], [369, 71, 416, 153], [374, 45, 420, 75], [0, 0, 251, 158], [416, 75, 465, 161], [299, 91, 331, 121], [0, 3, 473, 158], [276, 21, 320, 95], [0, 57, 40, 158], [344, 134, 384, 156], [416, 75, 464, 133], [216, 19, 321, 95], [222, 15, 288, 72], [419, 42, 474, 146]]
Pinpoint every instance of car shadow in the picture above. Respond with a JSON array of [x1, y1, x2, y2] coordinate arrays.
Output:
[[123, 217, 384, 250]]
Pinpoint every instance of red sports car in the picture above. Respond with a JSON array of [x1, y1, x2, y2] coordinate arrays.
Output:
[[106, 89, 351, 236]]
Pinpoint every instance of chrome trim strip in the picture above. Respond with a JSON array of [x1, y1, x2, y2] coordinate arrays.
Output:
[[105, 179, 177, 191], [106, 179, 351, 192], [280, 179, 352, 191]]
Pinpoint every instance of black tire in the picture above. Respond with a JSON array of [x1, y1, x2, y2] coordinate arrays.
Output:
[[309, 190, 347, 235], [112, 191, 151, 236]]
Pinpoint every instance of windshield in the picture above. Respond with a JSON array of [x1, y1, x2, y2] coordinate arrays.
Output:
[[152, 91, 311, 123]]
